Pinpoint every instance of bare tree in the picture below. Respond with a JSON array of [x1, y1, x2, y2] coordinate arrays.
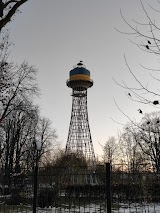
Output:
[[113, 2, 160, 172], [0, 100, 38, 186], [114, 0, 160, 112], [136, 111, 160, 172], [103, 136, 120, 164], [0, 0, 28, 31], [0, 60, 39, 123], [117, 111, 160, 172], [119, 124, 147, 172], [53, 151, 88, 168], [0, 33, 39, 125], [36, 117, 58, 166]]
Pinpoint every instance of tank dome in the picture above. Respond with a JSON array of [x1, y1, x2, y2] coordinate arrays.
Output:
[[67, 61, 93, 90], [69, 61, 90, 81]]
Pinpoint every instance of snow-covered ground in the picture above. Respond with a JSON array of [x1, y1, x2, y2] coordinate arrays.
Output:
[[37, 204, 160, 213], [1, 203, 160, 212], [112, 203, 160, 213]]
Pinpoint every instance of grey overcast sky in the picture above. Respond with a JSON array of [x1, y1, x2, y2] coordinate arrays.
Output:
[[7, 0, 160, 158]]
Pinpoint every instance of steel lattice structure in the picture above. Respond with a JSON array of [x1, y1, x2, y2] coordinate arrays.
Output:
[[65, 62, 96, 167]]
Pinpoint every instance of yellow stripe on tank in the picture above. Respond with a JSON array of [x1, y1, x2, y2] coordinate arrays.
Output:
[[70, 74, 90, 81]]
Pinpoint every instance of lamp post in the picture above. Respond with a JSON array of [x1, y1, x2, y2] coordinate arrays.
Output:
[[33, 140, 42, 213]]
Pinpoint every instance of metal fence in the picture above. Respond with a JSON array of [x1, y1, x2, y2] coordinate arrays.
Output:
[[111, 164, 160, 212], [0, 164, 160, 212]]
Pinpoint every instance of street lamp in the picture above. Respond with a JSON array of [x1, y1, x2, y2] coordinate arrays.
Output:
[[33, 140, 42, 213]]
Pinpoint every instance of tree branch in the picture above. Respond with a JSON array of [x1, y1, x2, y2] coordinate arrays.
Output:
[[0, 0, 28, 31]]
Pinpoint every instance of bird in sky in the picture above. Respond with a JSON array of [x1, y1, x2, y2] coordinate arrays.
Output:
[[148, 40, 151, 45], [138, 109, 143, 114], [153, 100, 159, 105], [128, 93, 131, 97], [146, 45, 149, 50]]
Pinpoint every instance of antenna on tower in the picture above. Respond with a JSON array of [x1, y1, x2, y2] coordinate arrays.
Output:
[[77, 61, 83, 66]]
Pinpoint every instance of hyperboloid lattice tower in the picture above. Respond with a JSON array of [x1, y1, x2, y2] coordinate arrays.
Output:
[[66, 61, 96, 166]]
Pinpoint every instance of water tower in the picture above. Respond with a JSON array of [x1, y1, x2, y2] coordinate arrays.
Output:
[[66, 61, 96, 167]]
